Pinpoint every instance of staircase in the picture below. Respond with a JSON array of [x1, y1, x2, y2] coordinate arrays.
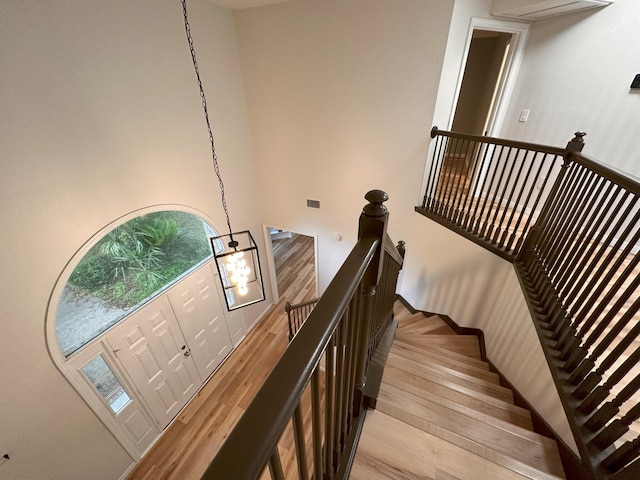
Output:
[[351, 304, 567, 480]]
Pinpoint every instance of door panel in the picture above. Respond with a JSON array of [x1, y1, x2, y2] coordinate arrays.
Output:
[[106, 296, 201, 429], [168, 264, 234, 380]]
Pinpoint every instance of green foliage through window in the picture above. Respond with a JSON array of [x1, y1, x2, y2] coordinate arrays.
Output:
[[57, 211, 216, 357]]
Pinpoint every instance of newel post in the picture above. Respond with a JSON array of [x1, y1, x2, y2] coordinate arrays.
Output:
[[358, 189, 389, 286], [566, 131, 586, 154], [353, 190, 389, 416]]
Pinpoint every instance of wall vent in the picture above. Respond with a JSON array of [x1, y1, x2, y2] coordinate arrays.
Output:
[[306, 199, 320, 209]]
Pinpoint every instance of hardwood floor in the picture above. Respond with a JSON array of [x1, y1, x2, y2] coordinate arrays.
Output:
[[127, 232, 316, 480]]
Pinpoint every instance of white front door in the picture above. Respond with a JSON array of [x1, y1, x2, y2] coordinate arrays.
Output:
[[167, 264, 234, 380], [106, 296, 201, 429]]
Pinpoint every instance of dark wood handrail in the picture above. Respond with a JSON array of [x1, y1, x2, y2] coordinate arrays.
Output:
[[201, 236, 379, 479], [383, 232, 404, 266], [421, 126, 640, 479], [568, 151, 640, 195], [430, 126, 566, 156], [420, 127, 572, 261]]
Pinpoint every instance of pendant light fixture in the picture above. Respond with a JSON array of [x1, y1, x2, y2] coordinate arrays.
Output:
[[181, 0, 265, 311]]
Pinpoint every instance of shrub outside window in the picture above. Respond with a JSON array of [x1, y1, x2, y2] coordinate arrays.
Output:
[[56, 211, 216, 357]]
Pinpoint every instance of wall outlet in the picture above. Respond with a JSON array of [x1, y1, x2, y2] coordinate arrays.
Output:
[[519, 109, 530, 122]]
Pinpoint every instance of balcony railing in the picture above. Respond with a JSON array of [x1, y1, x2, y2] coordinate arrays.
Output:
[[419, 126, 585, 261], [420, 127, 640, 480]]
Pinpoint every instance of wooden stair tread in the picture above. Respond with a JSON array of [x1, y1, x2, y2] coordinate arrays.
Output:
[[392, 338, 490, 370], [380, 382, 548, 445], [376, 385, 565, 479], [388, 350, 501, 388], [394, 334, 481, 359], [390, 343, 499, 383], [386, 353, 513, 403], [397, 312, 433, 326], [397, 314, 456, 335], [352, 410, 554, 480], [382, 365, 533, 429]]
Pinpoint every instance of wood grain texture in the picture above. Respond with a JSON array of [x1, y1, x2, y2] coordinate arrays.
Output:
[[127, 233, 316, 480], [353, 309, 565, 479]]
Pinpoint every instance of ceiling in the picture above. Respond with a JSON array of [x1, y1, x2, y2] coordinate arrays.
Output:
[[208, 0, 293, 10]]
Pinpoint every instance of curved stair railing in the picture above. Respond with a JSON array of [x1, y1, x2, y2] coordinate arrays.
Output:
[[420, 127, 640, 480], [201, 190, 404, 480]]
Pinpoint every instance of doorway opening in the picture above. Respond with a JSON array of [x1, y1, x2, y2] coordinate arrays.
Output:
[[264, 227, 317, 306], [438, 19, 529, 198]]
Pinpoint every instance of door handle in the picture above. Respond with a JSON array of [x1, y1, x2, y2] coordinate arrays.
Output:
[[184, 350, 191, 357]]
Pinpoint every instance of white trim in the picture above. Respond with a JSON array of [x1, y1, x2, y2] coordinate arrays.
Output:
[[448, 18, 530, 137], [419, 17, 530, 206], [262, 224, 320, 301], [45, 205, 228, 459]]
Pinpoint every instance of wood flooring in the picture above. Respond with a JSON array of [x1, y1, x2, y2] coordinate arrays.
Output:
[[126, 232, 316, 480]]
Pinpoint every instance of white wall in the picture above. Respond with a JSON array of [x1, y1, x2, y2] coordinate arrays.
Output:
[[401, 0, 578, 454], [400, 214, 578, 452], [0, 1, 267, 478], [233, 0, 455, 291], [500, 1, 640, 177]]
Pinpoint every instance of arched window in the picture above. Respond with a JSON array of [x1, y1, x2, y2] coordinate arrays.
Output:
[[56, 210, 217, 357]]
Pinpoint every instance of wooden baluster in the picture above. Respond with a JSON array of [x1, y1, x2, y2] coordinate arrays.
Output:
[[559, 183, 622, 320], [424, 133, 445, 209], [334, 314, 345, 455], [486, 146, 514, 241], [504, 150, 540, 252], [583, 368, 640, 429], [478, 144, 506, 238], [311, 369, 323, 480], [268, 447, 285, 480], [553, 176, 608, 297], [324, 333, 336, 478], [536, 162, 582, 261], [593, 402, 640, 448], [470, 143, 499, 234], [434, 135, 453, 213], [545, 168, 594, 274], [602, 435, 640, 472], [573, 297, 640, 399], [516, 153, 562, 252], [292, 402, 310, 480], [495, 148, 527, 248], [442, 137, 465, 218], [453, 138, 474, 220], [568, 256, 640, 368], [459, 141, 486, 230]]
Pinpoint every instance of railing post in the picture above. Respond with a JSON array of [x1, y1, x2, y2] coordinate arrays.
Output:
[[358, 189, 389, 286], [353, 190, 389, 415], [566, 131, 587, 154]]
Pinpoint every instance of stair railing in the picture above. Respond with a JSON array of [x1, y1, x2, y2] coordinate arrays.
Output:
[[201, 190, 404, 480], [516, 150, 640, 480], [419, 126, 583, 261], [420, 127, 640, 479], [285, 298, 319, 341]]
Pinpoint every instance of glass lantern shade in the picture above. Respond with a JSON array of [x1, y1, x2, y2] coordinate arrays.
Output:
[[211, 230, 265, 311]]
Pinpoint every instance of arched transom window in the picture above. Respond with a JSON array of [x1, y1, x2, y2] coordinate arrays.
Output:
[[56, 210, 217, 357]]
